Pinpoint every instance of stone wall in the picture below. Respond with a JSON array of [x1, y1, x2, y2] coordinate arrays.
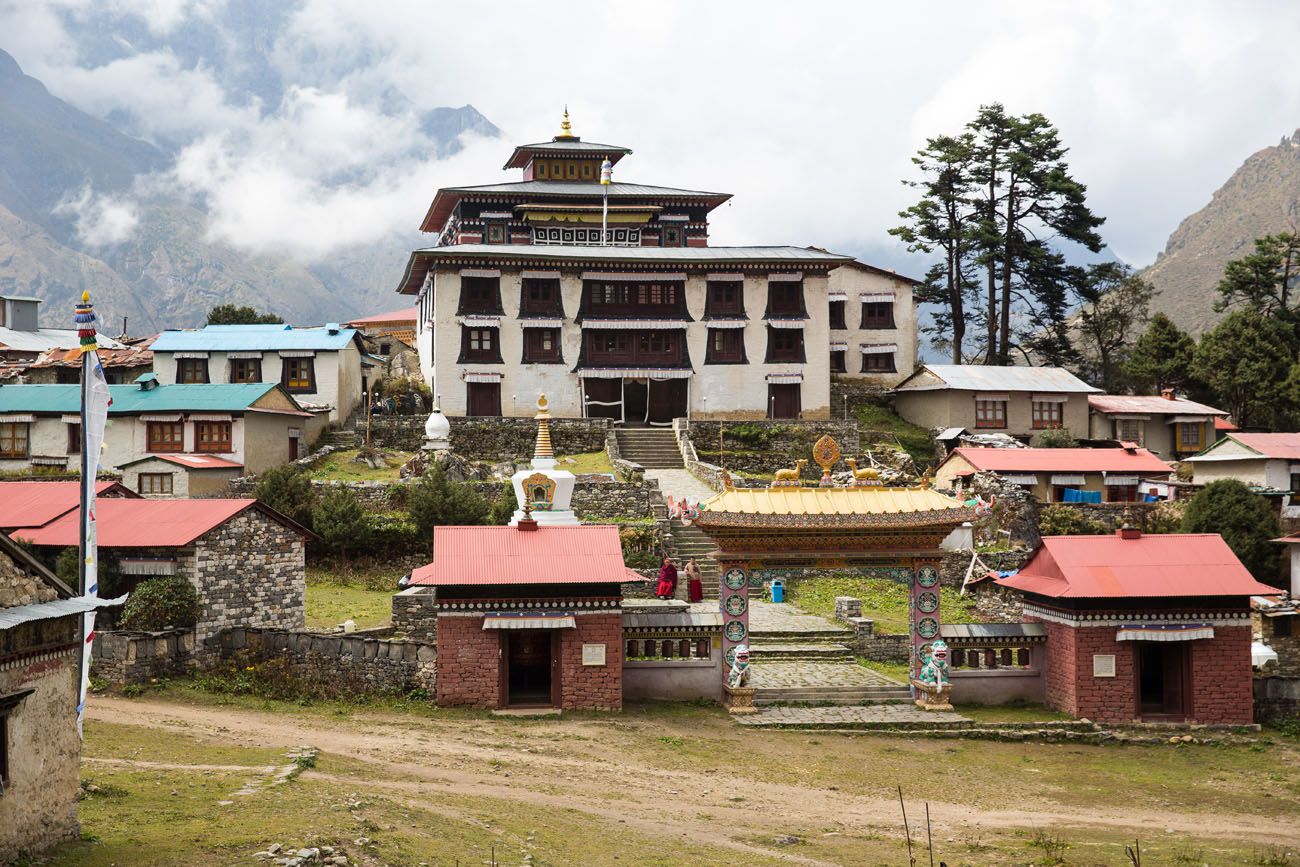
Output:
[[682, 419, 861, 476], [0, 615, 81, 860], [92, 629, 197, 683], [1260, 613, 1300, 676], [192, 510, 306, 643], [1254, 676, 1300, 722], [450, 417, 611, 461], [392, 587, 437, 640], [939, 549, 1032, 591], [218, 627, 435, 696], [435, 614, 499, 707], [829, 379, 890, 420], [559, 613, 622, 710], [0, 554, 59, 607], [571, 479, 661, 520], [834, 608, 911, 663]]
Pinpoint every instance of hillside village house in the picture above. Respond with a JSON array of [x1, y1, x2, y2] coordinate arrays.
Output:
[[150, 323, 366, 423], [0, 380, 324, 496], [344, 308, 421, 383], [1184, 433, 1300, 491], [13, 497, 311, 643], [394, 113, 919, 421], [996, 529, 1277, 724], [934, 446, 1173, 503], [1087, 392, 1227, 459], [0, 295, 129, 381], [22, 345, 153, 385], [892, 364, 1100, 439], [0, 532, 122, 860]]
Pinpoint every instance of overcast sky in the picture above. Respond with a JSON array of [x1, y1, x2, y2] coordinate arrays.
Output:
[[4, 0, 1300, 272]]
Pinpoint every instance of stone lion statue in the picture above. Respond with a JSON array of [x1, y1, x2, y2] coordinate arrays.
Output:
[[727, 644, 751, 689]]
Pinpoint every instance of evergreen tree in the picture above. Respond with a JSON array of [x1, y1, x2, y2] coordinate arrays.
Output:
[[254, 465, 316, 529], [1215, 232, 1300, 316], [1182, 479, 1281, 583], [407, 467, 491, 548], [312, 488, 370, 564], [1124, 313, 1196, 394], [1075, 263, 1153, 392], [889, 133, 979, 363], [1192, 310, 1294, 427], [207, 304, 284, 325]]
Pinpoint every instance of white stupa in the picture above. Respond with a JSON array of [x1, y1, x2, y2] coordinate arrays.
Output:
[[510, 394, 578, 526], [423, 394, 451, 451]]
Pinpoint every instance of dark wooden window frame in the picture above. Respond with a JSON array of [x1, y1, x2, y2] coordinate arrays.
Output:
[[522, 328, 563, 364], [1031, 400, 1064, 430], [974, 399, 1008, 429], [146, 421, 184, 453], [177, 358, 210, 384], [764, 326, 805, 363], [704, 328, 746, 365], [830, 349, 846, 373], [582, 329, 688, 367], [860, 351, 897, 374], [860, 300, 896, 329], [67, 422, 81, 454], [763, 281, 807, 319], [704, 280, 746, 319], [229, 358, 262, 383], [195, 421, 234, 454], [280, 357, 317, 394], [0, 422, 27, 459], [456, 275, 504, 316], [828, 299, 847, 330], [459, 326, 504, 364], [139, 472, 174, 495], [580, 280, 689, 321], [519, 278, 564, 317]]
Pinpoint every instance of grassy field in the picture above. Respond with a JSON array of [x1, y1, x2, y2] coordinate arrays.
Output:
[[47, 689, 1300, 866], [789, 575, 977, 633], [557, 450, 615, 475], [856, 401, 935, 468], [304, 584, 392, 630], [307, 449, 413, 482]]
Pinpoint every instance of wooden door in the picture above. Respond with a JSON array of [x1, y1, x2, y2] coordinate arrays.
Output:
[[768, 384, 801, 419], [582, 379, 622, 420], [647, 379, 687, 425], [467, 383, 502, 417]]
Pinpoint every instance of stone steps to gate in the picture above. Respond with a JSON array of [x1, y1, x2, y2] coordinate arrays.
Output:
[[615, 429, 684, 469], [748, 643, 855, 662], [749, 628, 855, 644]]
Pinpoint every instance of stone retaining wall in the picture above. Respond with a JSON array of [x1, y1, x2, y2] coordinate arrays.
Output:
[[450, 417, 611, 461], [392, 587, 437, 639], [939, 549, 1032, 591], [218, 626, 436, 696], [829, 380, 890, 419], [92, 628, 198, 683], [681, 419, 861, 476], [1255, 676, 1300, 722]]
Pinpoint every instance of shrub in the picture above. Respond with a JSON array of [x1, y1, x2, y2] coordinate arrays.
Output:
[[255, 465, 316, 529], [1182, 479, 1281, 581], [360, 512, 425, 557], [312, 488, 370, 562], [488, 480, 517, 526], [1143, 499, 1186, 534], [1038, 504, 1108, 536], [1029, 427, 1078, 448], [119, 576, 200, 630], [407, 468, 490, 539], [725, 423, 778, 447]]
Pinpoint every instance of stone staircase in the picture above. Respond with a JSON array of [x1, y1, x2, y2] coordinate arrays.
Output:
[[614, 428, 684, 469], [663, 519, 720, 599]]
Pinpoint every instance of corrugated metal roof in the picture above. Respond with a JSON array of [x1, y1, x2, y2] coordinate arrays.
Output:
[[0, 327, 126, 353], [940, 622, 1046, 639], [345, 307, 417, 326], [943, 447, 1172, 475], [151, 324, 358, 352], [12, 499, 299, 547], [996, 533, 1280, 599], [409, 525, 643, 586], [1088, 394, 1225, 415], [28, 346, 153, 369], [622, 608, 723, 629], [0, 382, 285, 415], [504, 140, 633, 169], [0, 481, 137, 530], [0, 594, 126, 629], [125, 454, 244, 470], [1191, 432, 1300, 461], [896, 364, 1101, 394]]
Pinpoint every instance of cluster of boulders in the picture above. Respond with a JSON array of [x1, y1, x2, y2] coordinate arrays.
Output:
[[252, 842, 356, 866]]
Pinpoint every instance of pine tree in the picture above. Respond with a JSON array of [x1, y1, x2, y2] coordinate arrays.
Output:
[[1075, 264, 1154, 392], [1124, 314, 1195, 394], [1215, 232, 1300, 316], [1193, 310, 1294, 427]]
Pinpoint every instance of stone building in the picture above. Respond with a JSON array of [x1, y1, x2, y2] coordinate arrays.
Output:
[[892, 364, 1099, 439], [0, 378, 325, 493], [394, 112, 920, 421], [13, 499, 311, 643], [996, 529, 1276, 724], [1087, 392, 1227, 460], [411, 523, 642, 711], [150, 323, 367, 423], [1184, 432, 1300, 491], [933, 446, 1173, 504], [0, 295, 130, 383], [1, 532, 122, 861]]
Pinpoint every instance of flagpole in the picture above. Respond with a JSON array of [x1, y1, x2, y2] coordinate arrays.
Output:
[[600, 157, 612, 246], [74, 291, 104, 738]]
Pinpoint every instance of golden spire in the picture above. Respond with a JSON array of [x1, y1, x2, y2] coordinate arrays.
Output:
[[556, 106, 576, 140], [533, 394, 554, 460]]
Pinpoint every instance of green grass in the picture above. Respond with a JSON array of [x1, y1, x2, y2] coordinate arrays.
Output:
[[557, 450, 615, 475], [855, 401, 934, 468], [307, 449, 413, 482], [304, 584, 392, 630], [956, 703, 1075, 723], [787, 575, 976, 634]]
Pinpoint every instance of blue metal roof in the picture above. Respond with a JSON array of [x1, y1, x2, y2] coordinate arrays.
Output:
[[0, 382, 288, 414], [150, 324, 359, 352]]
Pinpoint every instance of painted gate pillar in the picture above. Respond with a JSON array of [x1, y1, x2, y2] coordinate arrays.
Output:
[[718, 558, 756, 713]]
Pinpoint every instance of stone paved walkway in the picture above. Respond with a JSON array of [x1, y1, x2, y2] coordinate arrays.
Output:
[[736, 704, 969, 727], [748, 662, 901, 689], [748, 600, 853, 637], [644, 468, 718, 505]]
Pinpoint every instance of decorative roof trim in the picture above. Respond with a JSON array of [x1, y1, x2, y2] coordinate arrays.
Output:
[[768, 272, 803, 282], [582, 271, 687, 281], [521, 270, 562, 279], [765, 373, 803, 384], [581, 319, 687, 330], [461, 268, 501, 278], [463, 371, 503, 383], [576, 368, 693, 379]]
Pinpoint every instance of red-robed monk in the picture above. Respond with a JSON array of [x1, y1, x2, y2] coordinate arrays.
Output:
[[656, 558, 678, 600]]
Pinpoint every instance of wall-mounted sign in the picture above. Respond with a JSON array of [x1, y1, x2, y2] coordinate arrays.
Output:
[[582, 643, 607, 667]]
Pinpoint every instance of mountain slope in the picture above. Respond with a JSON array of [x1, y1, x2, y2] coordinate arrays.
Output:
[[1142, 130, 1300, 334]]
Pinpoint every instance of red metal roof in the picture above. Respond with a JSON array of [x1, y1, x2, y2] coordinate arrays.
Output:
[[12, 498, 309, 547], [344, 307, 417, 327], [138, 454, 244, 470], [1088, 394, 1225, 416], [996, 532, 1280, 599], [410, 525, 646, 586], [943, 447, 1172, 475], [0, 481, 138, 530], [1219, 432, 1300, 460], [1214, 417, 1239, 432]]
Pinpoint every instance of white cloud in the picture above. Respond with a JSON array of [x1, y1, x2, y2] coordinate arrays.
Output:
[[53, 187, 141, 246], [4, 0, 1300, 272]]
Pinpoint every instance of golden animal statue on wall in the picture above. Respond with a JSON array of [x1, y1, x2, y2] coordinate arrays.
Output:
[[844, 458, 880, 482], [773, 459, 807, 483]]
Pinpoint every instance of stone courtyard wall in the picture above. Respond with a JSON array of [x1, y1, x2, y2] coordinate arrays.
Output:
[[192, 510, 306, 643], [1255, 676, 1300, 722], [216, 627, 436, 696], [450, 417, 611, 461], [92, 628, 197, 682], [682, 420, 861, 476]]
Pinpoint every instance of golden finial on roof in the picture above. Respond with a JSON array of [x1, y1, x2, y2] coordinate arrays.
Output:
[[533, 393, 554, 460], [812, 435, 841, 485], [556, 106, 576, 140]]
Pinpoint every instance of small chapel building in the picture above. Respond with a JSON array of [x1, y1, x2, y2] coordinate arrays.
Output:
[[996, 529, 1277, 724]]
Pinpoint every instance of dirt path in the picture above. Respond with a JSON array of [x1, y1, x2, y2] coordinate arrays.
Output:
[[88, 696, 1296, 858]]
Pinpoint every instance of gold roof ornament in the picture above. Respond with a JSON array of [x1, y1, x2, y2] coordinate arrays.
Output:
[[556, 106, 576, 140], [812, 435, 841, 485], [533, 393, 554, 460]]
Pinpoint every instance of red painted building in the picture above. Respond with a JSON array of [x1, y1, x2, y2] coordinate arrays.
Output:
[[410, 523, 642, 711], [997, 529, 1276, 724]]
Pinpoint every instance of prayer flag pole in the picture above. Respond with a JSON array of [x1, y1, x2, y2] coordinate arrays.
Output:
[[600, 156, 612, 245]]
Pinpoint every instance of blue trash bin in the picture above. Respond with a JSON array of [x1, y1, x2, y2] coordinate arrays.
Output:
[[770, 579, 785, 603]]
